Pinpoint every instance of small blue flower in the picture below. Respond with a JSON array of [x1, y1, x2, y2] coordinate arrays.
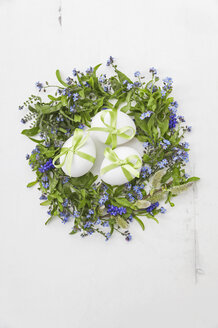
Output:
[[21, 118, 26, 124], [143, 142, 150, 148], [105, 232, 111, 241], [104, 86, 108, 92], [160, 207, 167, 214], [72, 68, 77, 76], [99, 75, 106, 83], [146, 202, 159, 213], [86, 67, 93, 74], [134, 71, 140, 77], [39, 194, 47, 200], [149, 67, 157, 75], [73, 93, 79, 101], [123, 80, 128, 85], [128, 215, 133, 222], [161, 89, 166, 97], [73, 210, 80, 218], [127, 83, 133, 90], [70, 105, 76, 113], [63, 199, 69, 207], [187, 126, 192, 132], [140, 111, 153, 120], [26, 154, 30, 160], [63, 177, 69, 184], [128, 193, 135, 202], [35, 81, 43, 91], [78, 123, 85, 129], [106, 56, 114, 66], [95, 218, 101, 225], [103, 221, 110, 227], [157, 159, 168, 168], [125, 234, 132, 242]]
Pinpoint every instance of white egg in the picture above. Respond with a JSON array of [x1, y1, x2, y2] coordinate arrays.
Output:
[[100, 146, 142, 186], [90, 109, 136, 146], [60, 133, 96, 177]]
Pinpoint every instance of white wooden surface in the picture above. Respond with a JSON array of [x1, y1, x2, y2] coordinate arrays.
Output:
[[0, 0, 218, 327]]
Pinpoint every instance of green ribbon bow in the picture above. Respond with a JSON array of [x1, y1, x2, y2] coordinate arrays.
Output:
[[101, 147, 142, 182], [89, 109, 135, 149], [53, 129, 95, 176]]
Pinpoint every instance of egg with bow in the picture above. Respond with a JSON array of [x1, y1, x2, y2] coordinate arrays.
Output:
[[90, 109, 136, 148], [54, 129, 96, 177], [100, 146, 142, 186]]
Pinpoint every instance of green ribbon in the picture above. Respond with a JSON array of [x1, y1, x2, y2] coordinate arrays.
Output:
[[53, 129, 95, 175], [89, 109, 135, 149], [101, 147, 142, 182]]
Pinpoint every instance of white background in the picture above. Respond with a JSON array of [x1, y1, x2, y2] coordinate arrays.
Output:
[[0, 0, 218, 327]]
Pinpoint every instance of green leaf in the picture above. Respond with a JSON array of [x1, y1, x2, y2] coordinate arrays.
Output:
[[49, 177, 58, 192], [186, 177, 200, 183], [70, 172, 97, 188], [27, 180, 38, 188], [115, 69, 133, 84], [45, 216, 54, 225], [114, 197, 136, 210], [40, 200, 51, 206], [21, 126, 39, 137], [56, 69, 69, 87], [133, 215, 145, 231], [93, 63, 102, 75]]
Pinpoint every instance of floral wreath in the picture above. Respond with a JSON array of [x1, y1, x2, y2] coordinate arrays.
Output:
[[20, 57, 199, 242]]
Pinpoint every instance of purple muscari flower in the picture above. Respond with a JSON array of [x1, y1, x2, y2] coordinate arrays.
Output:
[[86, 66, 93, 74], [140, 111, 153, 120], [125, 234, 132, 242], [106, 56, 114, 66], [105, 232, 111, 241], [149, 67, 157, 75], [73, 93, 79, 101], [146, 202, 159, 213], [35, 81, 43, 91], [134, 71, 140, 77], [72, 68, 77, 76], [26, 154, 30, 160], [38, 158, 54, 173], [39, 194, 47, 200], [160, 207, 167, 214], [107, 205, 127, 216], [169, 113, 178, 129]]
